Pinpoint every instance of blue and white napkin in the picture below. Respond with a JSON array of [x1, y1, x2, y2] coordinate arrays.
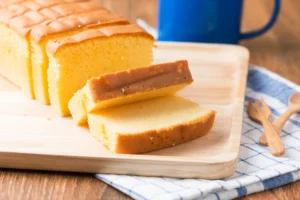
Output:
[[95, 66, 300, 200]]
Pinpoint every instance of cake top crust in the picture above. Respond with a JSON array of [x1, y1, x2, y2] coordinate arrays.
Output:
[[0, 0, 129, 40], [87, 60, 193, 101], [0, 0, 27, 8], [46, 24, 155, 54]]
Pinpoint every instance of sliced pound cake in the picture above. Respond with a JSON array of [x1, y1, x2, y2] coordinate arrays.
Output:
[[0, 0, 105, 99], [69, 60, 193, 125], [46, 24, 154, 116], [0, 0, 129, 101], [88, 96, 215, 154], [29, 0, 129, 105]]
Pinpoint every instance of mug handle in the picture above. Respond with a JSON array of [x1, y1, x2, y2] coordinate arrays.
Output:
[[240, 0, 281, 40]]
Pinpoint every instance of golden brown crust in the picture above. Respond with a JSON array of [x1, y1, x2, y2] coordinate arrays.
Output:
[[113, 110, 216, 154], [0, 0, 26, 8], [46, 24, 155, 54], [88, 60, 193, 101], [0, 0, 129, 38], [0, 0, 86, 24], [30, 11, 129, 42]]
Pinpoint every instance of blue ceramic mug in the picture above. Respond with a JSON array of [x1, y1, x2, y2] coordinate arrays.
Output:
[[157, 0, 281, 44]]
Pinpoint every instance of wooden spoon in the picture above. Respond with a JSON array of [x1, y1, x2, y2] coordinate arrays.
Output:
[[259, 92, 300, 146], [248, 99, 272, 123], [254, 100, 285, 156]]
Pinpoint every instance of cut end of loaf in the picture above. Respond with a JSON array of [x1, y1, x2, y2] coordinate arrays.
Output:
[[47, 31, 154, 117]]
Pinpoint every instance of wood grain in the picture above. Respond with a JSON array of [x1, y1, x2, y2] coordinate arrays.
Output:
[[0, 169, 130, 200], [0, 0, 299, 200]]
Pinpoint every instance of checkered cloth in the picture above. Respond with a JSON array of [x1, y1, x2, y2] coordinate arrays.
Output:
[[95, 66, 300, 200]]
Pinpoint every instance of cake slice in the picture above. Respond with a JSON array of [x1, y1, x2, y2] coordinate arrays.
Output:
[[88, 96, 215, 154], [46, 24, 154, 116], [29, 0, 129, 105], [69, 60, 193, 125]]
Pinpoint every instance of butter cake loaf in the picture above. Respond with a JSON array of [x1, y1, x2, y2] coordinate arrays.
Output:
[[69, 60, 193, 125], [0, 0, 92, 98], [29, 0, 129, 105], [46, 24, 154, 116], [88, 96, 215, 154], [0, 0, 129, 102]]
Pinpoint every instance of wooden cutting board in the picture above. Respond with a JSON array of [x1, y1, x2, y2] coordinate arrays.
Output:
[[0, 42, 249, 179]]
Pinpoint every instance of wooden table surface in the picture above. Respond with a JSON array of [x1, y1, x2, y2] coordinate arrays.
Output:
[[1, 0, 300, 199]]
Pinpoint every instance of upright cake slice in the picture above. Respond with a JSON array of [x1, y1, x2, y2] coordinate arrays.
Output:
[[29, 0, 129, 104], [69, 60, 193, 125], [46, 24, 154, 116], [88, 96, 215, 154]]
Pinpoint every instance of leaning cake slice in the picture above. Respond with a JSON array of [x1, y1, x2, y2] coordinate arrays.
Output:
[[88, 96, 215, 154], [69, 60, 193, 125]]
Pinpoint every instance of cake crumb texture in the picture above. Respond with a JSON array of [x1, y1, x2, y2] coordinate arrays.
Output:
[[0, 0, 152, 107], [69, 60, 193, 125], [88, 96, 215, 154], [47, 24, 154, 116]]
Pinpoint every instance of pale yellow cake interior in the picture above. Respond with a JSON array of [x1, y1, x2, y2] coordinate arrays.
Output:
[[88, 96, 213, 152], [31, 23, 127, 105], [0, 23, 20, 85], [0, 23, 34, 98], [31, 31, 97, 105], [47, 36, 153, 116], [69, 83, 190, 125]]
